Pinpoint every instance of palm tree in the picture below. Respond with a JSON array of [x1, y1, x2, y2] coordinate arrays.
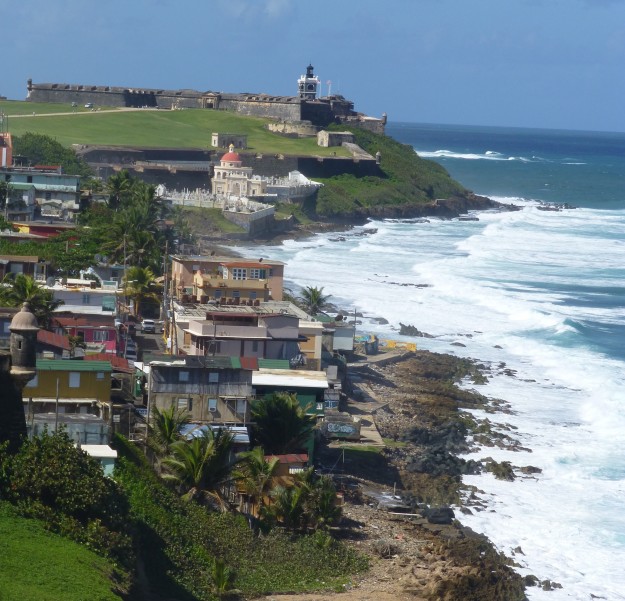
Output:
[[162, 428, 237, 510], [0, 274, 64, 330], [147, 405, 191, 471], [250, 393, 316, 455], [298, 286, 331, 316], [122, 266, 160, 318], [303, 474, 342, 531], [266, 483, 306, 531], [233, 447, 279, 516], [105, 170, 133, 210]]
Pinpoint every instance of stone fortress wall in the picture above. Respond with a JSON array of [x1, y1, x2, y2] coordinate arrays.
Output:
[[25, 79, 385, 133]]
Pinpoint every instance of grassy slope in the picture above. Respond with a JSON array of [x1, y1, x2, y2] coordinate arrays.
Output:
[[315, 127, 469, 217], [2, 100, 349, 156], [0, 502, 123, 601]]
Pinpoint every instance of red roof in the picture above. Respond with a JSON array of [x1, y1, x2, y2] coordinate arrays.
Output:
[[239, 356, 259, 371], [221, 151, 241, 163], [84, 353, 133, 373], [265, 454, 309, 465], [37, 329, 70, 350]]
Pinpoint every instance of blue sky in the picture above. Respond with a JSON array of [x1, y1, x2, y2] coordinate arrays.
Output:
[[2, 0, 625, 132]]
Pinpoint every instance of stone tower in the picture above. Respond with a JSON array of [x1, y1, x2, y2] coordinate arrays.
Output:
[[297, 64, 320, 100], [0, 303, 39, 450]]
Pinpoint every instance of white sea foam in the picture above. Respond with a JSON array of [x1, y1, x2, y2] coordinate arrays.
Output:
[[240, 203, 625, 600], [414, 148, 538, 162]]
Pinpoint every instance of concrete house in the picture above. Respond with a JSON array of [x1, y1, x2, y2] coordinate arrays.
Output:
[[171, 254, 285, 303], [185, 308, 303, 363]]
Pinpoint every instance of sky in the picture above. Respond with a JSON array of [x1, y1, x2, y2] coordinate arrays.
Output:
[[2, 0, 625, 132]]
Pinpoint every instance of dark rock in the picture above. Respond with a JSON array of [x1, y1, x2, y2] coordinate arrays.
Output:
[[399, 323, 434, 337], [422, 506, 455, 524], [519, 465, 542, 475]]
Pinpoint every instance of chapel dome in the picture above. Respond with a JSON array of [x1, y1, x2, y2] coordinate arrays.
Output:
[[10, 302, 40, 332], [220, 144, 242, 163]]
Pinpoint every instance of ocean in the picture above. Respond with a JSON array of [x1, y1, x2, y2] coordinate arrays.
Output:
[[243, 122, 625, 600]]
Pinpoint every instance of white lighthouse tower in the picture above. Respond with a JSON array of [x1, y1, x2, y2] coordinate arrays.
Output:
[[297, 64, 320, 100]]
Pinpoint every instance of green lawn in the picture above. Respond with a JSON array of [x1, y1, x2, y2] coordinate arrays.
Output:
[[2, 100, 351, 157], [0, 99, 119, 116], [0, 502, 124, 601]]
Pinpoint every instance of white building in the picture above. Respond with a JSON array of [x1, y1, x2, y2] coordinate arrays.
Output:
[[211, 145, 267, 198]]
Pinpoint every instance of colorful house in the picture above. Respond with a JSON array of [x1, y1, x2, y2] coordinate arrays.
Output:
[[23, 359, 112, 415], [171, 254, 284, 302]]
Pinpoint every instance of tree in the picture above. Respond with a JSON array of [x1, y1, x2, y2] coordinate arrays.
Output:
[[12, 133, 93, 177], [233, 447, 279, 515], [148, 405, 191, 471], [68, 334, 87, 358], [0, 429, 132, 565], [0, 274, 64, 329], [162, 428, 237, 510], [250, 393, 315, 455], [105, 170, 133, 210], [263, 469, 342, 532], [122, 266, 160, 318], [298, 286, 331, 315]]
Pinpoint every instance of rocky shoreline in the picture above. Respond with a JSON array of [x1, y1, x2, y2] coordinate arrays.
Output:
[[258, 350, 541, 601]]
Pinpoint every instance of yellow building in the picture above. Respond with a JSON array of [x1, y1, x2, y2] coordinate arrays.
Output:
[[24, 359, 112, 415]]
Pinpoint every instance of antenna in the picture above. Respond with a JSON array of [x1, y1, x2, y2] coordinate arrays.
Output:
[[326, 80, 332, 97]]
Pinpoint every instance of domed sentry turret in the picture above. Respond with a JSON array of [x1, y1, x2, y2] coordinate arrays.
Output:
[[10, 302, 39, 383]]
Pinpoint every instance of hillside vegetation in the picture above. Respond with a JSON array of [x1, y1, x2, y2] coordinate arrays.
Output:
[[0, 502, 123, 601], [314, 127, 470, 217], [3, 99, 479, 225]]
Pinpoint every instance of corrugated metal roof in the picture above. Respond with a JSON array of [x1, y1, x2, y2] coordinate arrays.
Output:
[[35, 359, 112, 372], [37, 329, 70, 351], [239, 356, 259, 370], [252, 369, 328, 389], [84, 353, 133, 373], [257, 359, 290, 370], [266, 453, 308, 464]]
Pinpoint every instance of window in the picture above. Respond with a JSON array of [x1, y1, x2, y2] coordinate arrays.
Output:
[[236, 399, 247, 415], [82, 293, 90, 305], [214, 290, 222, 299], [268, 268, 274, 277], [2, 322, 10, 334], [96, 372, 105, 380], [179, 371, 189, 382], [249, 291, 257, 300], [208, 372, 219, 383], [208, 398, 217, 412], [69, 372, 80, 388], [93, 330, 108, 342], [232, 290, 240, 299], [232, 268, 247, 280], [177, 397, 189, 410], [251, 341, 259, 353], [249, 268, 266, 280], [27, 176, 32, 183], [45, 192, 52, 201]]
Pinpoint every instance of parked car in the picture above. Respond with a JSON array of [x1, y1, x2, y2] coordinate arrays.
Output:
[[84, 102, 93, 108], [141, 319, 156, 333]]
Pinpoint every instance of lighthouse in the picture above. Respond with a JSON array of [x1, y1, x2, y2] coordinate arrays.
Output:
[[297, 64, 320, 100]]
